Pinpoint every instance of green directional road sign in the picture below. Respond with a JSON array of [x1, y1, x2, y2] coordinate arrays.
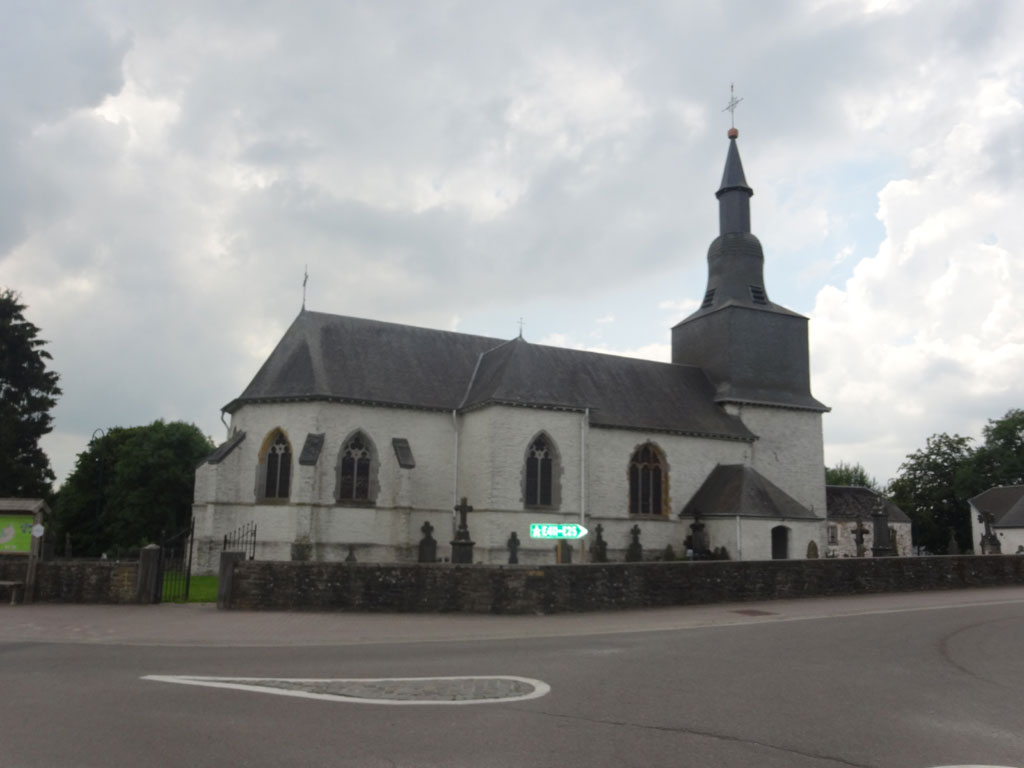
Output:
[[529, 523, 589, 540]]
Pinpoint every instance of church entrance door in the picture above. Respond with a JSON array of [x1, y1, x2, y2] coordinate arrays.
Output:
[[771, 526, 789, 560]]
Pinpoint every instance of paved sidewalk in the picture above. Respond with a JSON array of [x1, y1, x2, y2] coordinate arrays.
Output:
[[2, 586, 1023, 647]]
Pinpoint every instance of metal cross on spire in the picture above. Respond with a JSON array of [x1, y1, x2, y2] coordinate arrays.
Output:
[[302, 265, 308, 310], [722, 83, 743, 128], [517, 317, 525, 339]]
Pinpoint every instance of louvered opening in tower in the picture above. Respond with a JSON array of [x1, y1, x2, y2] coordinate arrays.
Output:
[[749, 285, 767, 305]]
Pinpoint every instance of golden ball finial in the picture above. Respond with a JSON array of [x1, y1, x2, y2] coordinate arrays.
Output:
[[728, 127, 739, 139]]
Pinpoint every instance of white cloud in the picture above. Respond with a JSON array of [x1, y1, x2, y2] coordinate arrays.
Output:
[[2, 0, 1023, 490], [812, 61, 1024, 484]]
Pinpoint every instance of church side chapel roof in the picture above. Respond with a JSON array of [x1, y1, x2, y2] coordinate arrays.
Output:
[[969, 484, 1024, 526], [824, 486, 910, 524], [681, 464, 819, 520], [226, 311, 755, 441]]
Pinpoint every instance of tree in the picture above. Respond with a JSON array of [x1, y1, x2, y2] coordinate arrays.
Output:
[[825, 461, 879, 491], [888, 433, 974, 554], [0, 289, 62, 497], [52, 420, 213, 556], [962, 409, 1024, 494]]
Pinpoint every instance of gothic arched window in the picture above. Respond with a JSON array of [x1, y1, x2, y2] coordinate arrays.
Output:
[[337, 432, 375, 502], [629, 443, 668, 517], [524, 434, 556, 507], [259, 430, 292, 501]]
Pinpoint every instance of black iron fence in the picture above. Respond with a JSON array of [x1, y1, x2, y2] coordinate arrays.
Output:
[[159, 518, 194, 603], [222, 521, 257, 560]]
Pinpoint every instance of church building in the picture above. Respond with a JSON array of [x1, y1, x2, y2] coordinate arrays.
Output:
[[192, 128, 830, 573]]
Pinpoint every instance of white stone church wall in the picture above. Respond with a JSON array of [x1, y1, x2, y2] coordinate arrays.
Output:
[[702, 517, 823, 561], [457, 406, 585, 564], [193, 399, 829, 571], [725, 404, 827, 518], [584, 428, 752, 518], [193, 401, 461, 573]]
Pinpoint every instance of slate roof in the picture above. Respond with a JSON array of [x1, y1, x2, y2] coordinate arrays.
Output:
[[997, 498, 1024, 528], [969, 485, 1024, 525], [227, 311, 502, 413], [825, 486, 910, 524], [202, 430, 246, 465], [970, 485, 1024, 528], [680, 464, 818, 520], [225, 311, 755, 442], [461, 337, 754, 438]]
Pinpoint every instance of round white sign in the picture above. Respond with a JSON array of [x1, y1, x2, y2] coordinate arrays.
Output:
[[31, 524, 45, 538]]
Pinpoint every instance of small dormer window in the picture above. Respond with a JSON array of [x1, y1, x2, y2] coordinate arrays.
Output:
[[701, 289, 716, 309], [749, 285, 767, 304]]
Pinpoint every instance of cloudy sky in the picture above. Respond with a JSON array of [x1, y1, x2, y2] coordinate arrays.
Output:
[[2, 0, 1022, 490]]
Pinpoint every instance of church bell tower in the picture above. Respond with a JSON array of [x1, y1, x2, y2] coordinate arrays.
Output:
[[671, 128, 827, 414]]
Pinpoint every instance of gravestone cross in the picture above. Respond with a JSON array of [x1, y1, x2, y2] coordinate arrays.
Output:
[[871, 498, 894, 557], [450, 497, 475, 564], [507, 531, 520, 564], [978, 510, 1002, 554], [418, 520, 437, 563], [947, 528, 960, 555], [852, 516, 869, 558], [689, 512, 710, 560], [626, 524, 643, 562], [591, 524, 608, 563]]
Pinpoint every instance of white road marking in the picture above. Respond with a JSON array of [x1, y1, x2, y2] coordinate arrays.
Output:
[[142, 674, 551, 705]]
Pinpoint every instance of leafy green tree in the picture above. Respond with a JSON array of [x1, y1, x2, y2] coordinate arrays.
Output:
[[825, 461, 879, 491], [0, 289, 62, 497], [52, 420, 213, 556], [963, 409, 1024, 494], [889, 433, 974, 554]]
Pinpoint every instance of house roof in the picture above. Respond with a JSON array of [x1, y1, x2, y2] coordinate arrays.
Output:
[[226, 311, 755, 441], [680, 464, 819, 520], [825, 486, 910, 524], [994, 495, 1024, 528], [0, 499, 50, 516], [969, 485, 1024, 526]]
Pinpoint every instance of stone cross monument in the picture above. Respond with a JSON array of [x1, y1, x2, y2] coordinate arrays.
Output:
[[450, 497, 475, 564]]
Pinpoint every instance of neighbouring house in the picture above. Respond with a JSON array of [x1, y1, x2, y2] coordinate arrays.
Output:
[[191, 127, 831, 573], [824, 486, 913, 558], [969, 485, 1024, 555]]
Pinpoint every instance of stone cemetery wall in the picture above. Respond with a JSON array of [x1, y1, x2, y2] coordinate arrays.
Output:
[[0, 555, 27, 582], [224, 554, 1024, 614], [0, 556, 140, 603]]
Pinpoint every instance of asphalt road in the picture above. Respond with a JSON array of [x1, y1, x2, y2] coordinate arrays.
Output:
[[2, 588, 1023, 768]]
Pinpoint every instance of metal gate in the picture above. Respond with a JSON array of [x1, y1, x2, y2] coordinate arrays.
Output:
[[159, 518, 194, 603]]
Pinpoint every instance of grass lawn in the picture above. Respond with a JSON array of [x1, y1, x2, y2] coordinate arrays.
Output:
[[159, 574, 218, 603], [187, 575, 218, 603]]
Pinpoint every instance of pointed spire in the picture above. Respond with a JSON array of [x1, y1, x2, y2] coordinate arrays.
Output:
[[716, 129, 753, 235]]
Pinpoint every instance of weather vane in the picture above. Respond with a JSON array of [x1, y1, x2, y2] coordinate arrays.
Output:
[[722, 83, 743, 129], [302, 265, 308, 310]]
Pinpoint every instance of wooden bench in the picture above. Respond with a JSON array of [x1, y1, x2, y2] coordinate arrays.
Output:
[[0, 580, 25, 605]]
